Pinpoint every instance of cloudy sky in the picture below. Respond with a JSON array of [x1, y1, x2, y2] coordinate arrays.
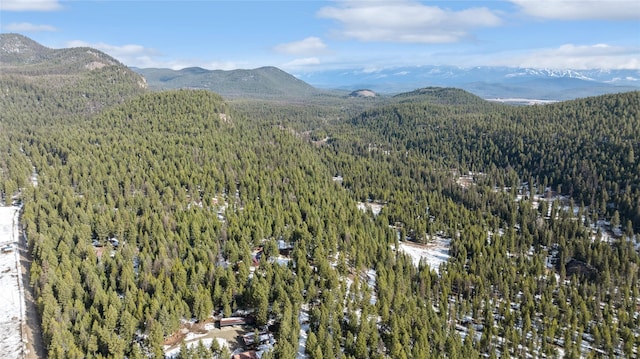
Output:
[[1, 0, 639, 72]]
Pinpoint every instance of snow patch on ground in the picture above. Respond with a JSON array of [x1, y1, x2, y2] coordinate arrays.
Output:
[[0, 205, 24, 359], [270, 255, 291, 267], [396, 237, 451, 272], [30, 168, 38, 187], [165, 336, 228, 358], [365, 269, 377, 305], [297, 304, 310, 358], [356, 201, 384, 216]]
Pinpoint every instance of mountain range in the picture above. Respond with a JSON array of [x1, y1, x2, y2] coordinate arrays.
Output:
[[294, 66, 640, 100], [2, 33, 639, 101], [133, 64, 640, 101]]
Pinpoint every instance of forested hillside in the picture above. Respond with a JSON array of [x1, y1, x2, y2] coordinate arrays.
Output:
[[132, 66, 320, 99], [5, 89, 386, 357], [231, 89, 640, 358], [328, 90, 640, 232], [1, 35, 639, 359]]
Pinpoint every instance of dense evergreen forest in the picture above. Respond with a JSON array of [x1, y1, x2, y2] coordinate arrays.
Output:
[[1, 38, 639, 359]]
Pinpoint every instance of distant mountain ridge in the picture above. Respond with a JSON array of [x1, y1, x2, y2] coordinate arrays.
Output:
[[4, 33, 638, 102], [295, 65, 640, 100], [132, 66, 320, 99], [134, 63, 639, 101]]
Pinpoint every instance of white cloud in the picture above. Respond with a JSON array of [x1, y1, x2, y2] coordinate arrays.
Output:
[[361, 66, 383, 74], [492, 43, 640, 69], [65, 40, 161, 67], [64, 40, 249, 70], [3, 22, 57, 32], [66, 40, 158, 57], [510, 0, 640, 20], [203, 61, 247, 71], [282, 57, 321, 68], [318, 0, 502, 43], [0, 0, 62, 11], [142, 59, 245, 71], [274, 37, 328, 55]]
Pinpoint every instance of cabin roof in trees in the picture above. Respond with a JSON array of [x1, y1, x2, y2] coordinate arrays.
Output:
[[277, 240, 294, 256], [219, 317, 253, 327], [232, 350, 258, 359], [241, 332, 275, 348]]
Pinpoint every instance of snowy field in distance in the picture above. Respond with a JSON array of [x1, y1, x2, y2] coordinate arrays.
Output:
[[486, 98, 558, 105], [0, 205, 23, 359]]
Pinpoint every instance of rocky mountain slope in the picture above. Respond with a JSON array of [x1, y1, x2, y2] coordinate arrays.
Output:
[[0, 33, 147, 117]]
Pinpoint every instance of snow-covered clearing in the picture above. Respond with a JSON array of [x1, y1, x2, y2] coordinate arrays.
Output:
[[0, 205, 24, 359], [165, 337, 228, 358], [163, 321, 233, 359], [456, 173, 476, 189], [396, 237, 451, 272], [357, 201, 384, 216]]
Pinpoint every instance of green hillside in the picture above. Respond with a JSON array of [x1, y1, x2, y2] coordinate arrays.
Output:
[[327, 91, 640, 233], [5, 85, 395, 357], [133, 66, 320, 99], [391, 86, 491, 106]]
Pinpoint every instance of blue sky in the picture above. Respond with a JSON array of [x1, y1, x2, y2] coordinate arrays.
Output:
[[1, 0, 639, 73]]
